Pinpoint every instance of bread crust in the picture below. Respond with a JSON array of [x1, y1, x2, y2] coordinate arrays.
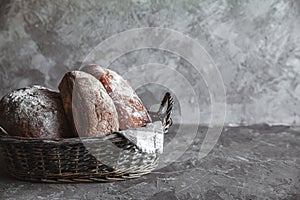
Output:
[[59, 71, 119, 137], [0, 86, 71, 138], [81, 64, 151, 130]]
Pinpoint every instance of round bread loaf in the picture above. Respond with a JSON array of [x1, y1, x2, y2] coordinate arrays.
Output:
[[81, 64, 152, 130], [0, 86, 71, 138], [58, 71, 119, 137]]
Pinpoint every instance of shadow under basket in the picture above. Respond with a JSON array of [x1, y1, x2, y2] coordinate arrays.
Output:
[[0, 93, 174, 183]]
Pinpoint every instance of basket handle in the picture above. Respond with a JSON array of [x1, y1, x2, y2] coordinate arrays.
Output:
[[156, 92, 174, 132], [0, 126, 8, 136]]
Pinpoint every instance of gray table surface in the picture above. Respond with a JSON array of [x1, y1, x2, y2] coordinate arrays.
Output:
[[0, 125, 299, 200]]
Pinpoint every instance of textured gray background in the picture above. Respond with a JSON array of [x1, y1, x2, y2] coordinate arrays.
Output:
[[0, 0, 300, 126]]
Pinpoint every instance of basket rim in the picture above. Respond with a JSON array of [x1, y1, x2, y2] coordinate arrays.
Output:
[[0, 132, 116, 143]]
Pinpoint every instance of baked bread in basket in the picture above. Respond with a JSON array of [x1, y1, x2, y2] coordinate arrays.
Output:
[[0, 65, 173, 183]]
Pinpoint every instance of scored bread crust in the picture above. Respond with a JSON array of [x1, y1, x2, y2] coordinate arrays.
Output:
[[59, 71, 119, 137], [81, 64, 152, 130]]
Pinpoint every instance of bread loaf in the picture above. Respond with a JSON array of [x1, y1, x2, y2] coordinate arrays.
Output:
[[58, 71, 119, 137], [0, 86, 71, 138], [81, 64, 151, 130]]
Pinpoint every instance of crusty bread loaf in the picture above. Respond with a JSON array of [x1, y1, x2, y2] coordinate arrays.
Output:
[[0, 86, 71, 138], [81, 64, 151, 130], [59, 71, 119, 137]]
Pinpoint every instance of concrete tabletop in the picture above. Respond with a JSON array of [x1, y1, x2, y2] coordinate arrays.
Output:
[[0, 125, 299, 200]]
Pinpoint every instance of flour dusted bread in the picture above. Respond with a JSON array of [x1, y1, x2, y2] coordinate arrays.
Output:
[[59, 71, 119, 137], [0, 66, 150, 138], [81, 64, 152, 130], [0, 86, 71, 138]]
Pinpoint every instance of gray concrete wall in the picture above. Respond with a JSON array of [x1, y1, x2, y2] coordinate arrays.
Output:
[[0, 0, 299, 126]]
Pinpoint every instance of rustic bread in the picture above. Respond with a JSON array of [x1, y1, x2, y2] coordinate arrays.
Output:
[[81, 64, 152, 130], [0, 86, 71, 138], [59, 71, 119, 137]]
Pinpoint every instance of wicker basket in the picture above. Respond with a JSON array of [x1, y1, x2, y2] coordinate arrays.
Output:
[[0, 93, 174, 183]]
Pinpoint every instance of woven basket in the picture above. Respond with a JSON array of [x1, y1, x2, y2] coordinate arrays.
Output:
[[0, 93, 174, 183]]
